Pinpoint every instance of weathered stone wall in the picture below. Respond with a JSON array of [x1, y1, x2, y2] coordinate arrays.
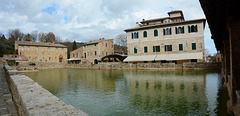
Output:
[[3, 64, 88, 116]]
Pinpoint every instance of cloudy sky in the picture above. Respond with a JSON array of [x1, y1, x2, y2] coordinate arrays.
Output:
[[0, 0, 216, 55]]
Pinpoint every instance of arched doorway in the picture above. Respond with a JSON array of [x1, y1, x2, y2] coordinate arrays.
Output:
[[59, 54, 63, 62], [94, 59, 98, 64]]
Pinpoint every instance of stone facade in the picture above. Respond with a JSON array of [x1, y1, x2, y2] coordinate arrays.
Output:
[[70, 38, 114, 64], [15, 41, 68, 63], [124, 11, 206, 64]]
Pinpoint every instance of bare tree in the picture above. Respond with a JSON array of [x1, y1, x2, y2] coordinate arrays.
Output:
[[115, 34, 127, 47], [30, 30, 38, 42], [23, 33, 31, 41], [46, 32, 56, 43], [8, 29, 24, 45], [55, 36, 63, 43]]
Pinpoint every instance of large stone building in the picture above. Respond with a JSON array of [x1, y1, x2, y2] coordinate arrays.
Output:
[[15, 41, 68, 63], [69, 38, 114, 64], [124, 10, 206, 64]]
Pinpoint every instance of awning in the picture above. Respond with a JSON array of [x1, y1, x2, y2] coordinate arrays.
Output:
[[155, 52, 203, 61], [124, 52, 203, 62], [123, 55, 156, 62], [68, 58, 81, 61]]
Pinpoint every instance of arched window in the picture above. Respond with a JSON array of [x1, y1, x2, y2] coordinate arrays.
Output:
[[133, 32, 139, 39], [154, 29, 158, 36], [143, 31, 147, 37], [163, 28, 171, 35], [188, 25, 198, 33], [176, 26, 184, 34]]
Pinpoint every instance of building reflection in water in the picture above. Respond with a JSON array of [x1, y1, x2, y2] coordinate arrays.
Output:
[[24, 69, 226, 115]]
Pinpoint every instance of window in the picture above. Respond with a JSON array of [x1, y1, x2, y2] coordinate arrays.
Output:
[[179, 44, 183, 51], [153, 46, 160, 52], [48, 47, 50, 52], [106, 43, 107, 47], [106, 52, 108, 55], [87, 52, 89, 56], [188, 25, 198, 33], [55, 57, 57, 62], [95, 51, 97, 56], [163, 28, 171, 35], [35, 57, 37, 62], [154, 29, 158, 36], [56, 48, 58, 52], [175, 26, 184, 34], [192, 43, 196, 50], [62, 48, 63, 52], [27, 47, 29, 52], [49, 57, 51, 62], [36, 47, 38, 52], [29, 57, 31, 62], [143, 31, 147, 38], [144, 46, 148, 53], [73, 53, 75, 57], [134, 48, 137, 54], [165, 45, 172, 51], [21, 46, 24, 51], [133, 32, 139, 39]]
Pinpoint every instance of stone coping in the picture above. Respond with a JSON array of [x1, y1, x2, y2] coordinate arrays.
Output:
[[4, 64, 88, 116]]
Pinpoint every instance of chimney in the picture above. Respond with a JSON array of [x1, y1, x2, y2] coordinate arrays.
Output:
[[102, 38, 104, 40], [136, 22, 140, 27], [142, 19, 145, 22], [99, 38, 101, 40]]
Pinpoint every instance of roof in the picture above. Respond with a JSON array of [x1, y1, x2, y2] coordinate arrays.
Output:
[[123, 52, 203, 62], [16, 41, 67, 48], [125, 18, 206, 32], [83, 39, 114, 46]]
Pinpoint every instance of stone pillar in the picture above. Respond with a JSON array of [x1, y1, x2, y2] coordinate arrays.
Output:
[[228, 20, 240, 106], [223, 40, 230, 85]]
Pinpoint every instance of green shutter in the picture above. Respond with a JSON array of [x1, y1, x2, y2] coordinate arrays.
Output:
[[170, 28, 172, 35], [170, 45, 172, 51], [131, 33, 133, 39], [195, 25, 198, 32], [182, 26, 184, 33], [156, 46, 160, 52], [153, 46, 156, 52], [154, 30, 158, 36], [179, 44, 183, 51], [134, 48, 137, 53], [192, 43, 196, 50], [143, 31, 147, 37], [163, 29, 165, 35], [144, 47, 148, 53], [164, 45, 167, 52], [175, 27, 178, 34]]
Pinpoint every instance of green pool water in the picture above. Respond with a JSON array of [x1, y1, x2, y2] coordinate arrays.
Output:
[[23, 69, 229, 116]]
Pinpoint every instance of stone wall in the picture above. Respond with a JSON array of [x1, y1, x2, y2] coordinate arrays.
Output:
[[3, 63, 88, 116]]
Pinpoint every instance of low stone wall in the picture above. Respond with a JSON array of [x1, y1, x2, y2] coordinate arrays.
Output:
[[3, 64, 88, 116]]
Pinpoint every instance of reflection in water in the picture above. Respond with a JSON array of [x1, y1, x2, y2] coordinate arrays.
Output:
[[23, 69, 228, 116]]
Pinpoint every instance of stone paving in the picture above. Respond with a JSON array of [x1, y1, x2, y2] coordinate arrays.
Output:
[[0, 63, 18, 116]]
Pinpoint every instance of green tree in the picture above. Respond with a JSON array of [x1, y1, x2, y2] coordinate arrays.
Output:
[[72, 41, 77, 51]]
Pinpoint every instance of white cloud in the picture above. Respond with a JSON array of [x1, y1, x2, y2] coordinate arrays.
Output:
[[0, 0, 217, 54]]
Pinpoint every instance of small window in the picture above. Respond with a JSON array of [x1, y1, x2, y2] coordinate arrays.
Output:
[[106, 52, 108, 56], [106, 43, 107, 47], [95, 51, 97, 56], [48, 47, 50, 52], [36, 47, 38, 52], [192, 43, 196, 50], [154, 29, 158, 36], [164, 28, 171, 35], [56, 48, 58, 52], [73, 53, 75, 57], [27, 47, 29, 52], [165, 45, 172, 52], [49, 57, 51, 62], [21, 46, 24, 51], [133, 32, 139, 39], [153, 46, 160, 52], [62, 48, 63, 52], [134, 48, 137, 54], [179, 44, 183, 51], [144, 46, 148, 53], [29, 57, 31, 62], [143, 31, 147, 38], [35, 57, 37, 62], [176, 26, 184, 34]]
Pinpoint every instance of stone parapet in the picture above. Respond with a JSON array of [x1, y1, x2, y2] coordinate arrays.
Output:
[[3, 64, 88, 116]]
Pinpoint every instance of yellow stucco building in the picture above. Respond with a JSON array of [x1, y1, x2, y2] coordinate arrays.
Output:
[[15, 41, 68, 63]]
